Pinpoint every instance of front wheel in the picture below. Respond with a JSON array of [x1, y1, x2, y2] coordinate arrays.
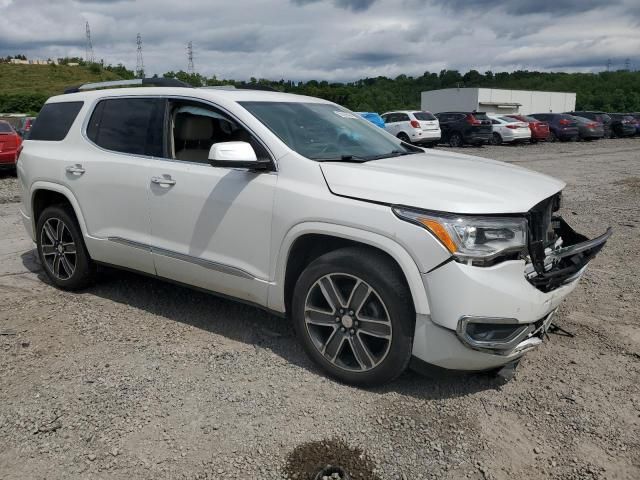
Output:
[[292, 248, 415, 386], [548, 131, 557, 142], [489, 132, 502, 145], [36, 205, 95, 290]]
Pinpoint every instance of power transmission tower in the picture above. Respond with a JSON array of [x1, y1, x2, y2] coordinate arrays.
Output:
[[606, 59, 612, 71], [187, 41, 194, 74], [136, 33, 144, 78], [624, 58, 630, 71], [85, 21, 95, 64]]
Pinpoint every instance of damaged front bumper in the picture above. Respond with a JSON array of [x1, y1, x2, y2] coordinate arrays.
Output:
[[526, 216, 612, 292], [413, 214, 611, 371]]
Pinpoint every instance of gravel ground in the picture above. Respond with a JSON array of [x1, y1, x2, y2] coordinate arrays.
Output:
[[0, 171, 19, 204], [1, 138, 639, 480]]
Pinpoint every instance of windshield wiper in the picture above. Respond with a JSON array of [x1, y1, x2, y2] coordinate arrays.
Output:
[[362, 150, 415, 161], [316, 155, 368, 163]]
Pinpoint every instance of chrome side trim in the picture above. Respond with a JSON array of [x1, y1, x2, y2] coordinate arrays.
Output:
[[107, 236, 255, 280], [108, 236, 151, 252]]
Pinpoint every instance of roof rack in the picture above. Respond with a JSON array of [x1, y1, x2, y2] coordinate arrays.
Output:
[[64, 77, 192, 94]]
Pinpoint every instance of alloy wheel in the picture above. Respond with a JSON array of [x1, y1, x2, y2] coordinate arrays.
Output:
[[40, 218, 77, 280], [304, 273, 393, 372]]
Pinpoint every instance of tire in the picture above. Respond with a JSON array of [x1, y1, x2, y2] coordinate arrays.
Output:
[[292, 247, 415, 386], [397, 132, 411, 144], [425, 142, 436, 148], [36, 205, 95, 290], [490, 132, 502, 145], [548, 131, 557, 142], [449, 132, 463, 147]]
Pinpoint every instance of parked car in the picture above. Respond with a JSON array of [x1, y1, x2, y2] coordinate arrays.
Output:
[[356, 112, 385, 129], [434, 111, 492, 147], [608, 113, 636, 138], [623, 113, 640, 135], [505, 114, 550, 142], [487, 115, 531, 145], [18, 79, 611, 386], [569, 115, 605, 140], [16, 116, 36, 138], [566, 111, 612, 138], [529, 113, 579, 142], [381, 110, 440, 147], [0, 120, 22, 173]]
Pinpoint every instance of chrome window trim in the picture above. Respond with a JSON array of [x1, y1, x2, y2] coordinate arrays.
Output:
[[108, 236, 260, 281], [80, 94, 278, 171]]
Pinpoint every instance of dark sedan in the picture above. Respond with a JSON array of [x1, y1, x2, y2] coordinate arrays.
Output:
[[570, 115, 605, 140], [566, 111, 611, 138], [529, 113, 579, 141], [609, 113, 636, 137]]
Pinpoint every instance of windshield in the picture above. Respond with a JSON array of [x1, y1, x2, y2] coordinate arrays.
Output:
[[240, 101, 416, 161]]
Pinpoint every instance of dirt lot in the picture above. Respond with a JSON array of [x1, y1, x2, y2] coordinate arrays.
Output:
[[1, 138, 639, 480]]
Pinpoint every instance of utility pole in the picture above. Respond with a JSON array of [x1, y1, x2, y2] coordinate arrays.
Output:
[[606, 58, 612, 72], [624, 58, 630, 71], [187, 41, 194, 74], [136, 33, 144, 78], [85, 21, 95, 64]]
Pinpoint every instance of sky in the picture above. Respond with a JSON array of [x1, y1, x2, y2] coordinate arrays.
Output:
[[1, 0, 639, 82]]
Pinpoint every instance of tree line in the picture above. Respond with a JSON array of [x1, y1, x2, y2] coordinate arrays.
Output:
[[2, 62, 640, 114]]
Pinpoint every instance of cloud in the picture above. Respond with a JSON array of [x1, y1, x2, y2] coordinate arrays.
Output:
[[0, 0, 638, 81], [292, 0, 378, 12], [429, 0, 613, 16]]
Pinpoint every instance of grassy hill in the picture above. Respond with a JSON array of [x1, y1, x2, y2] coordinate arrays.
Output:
[[0, 63, 128, 113], [0, 63, 122, 97]]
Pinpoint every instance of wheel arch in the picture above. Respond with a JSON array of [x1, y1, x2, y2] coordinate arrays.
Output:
[[30, 182, 88, 238], [270, 222, 430, 317]]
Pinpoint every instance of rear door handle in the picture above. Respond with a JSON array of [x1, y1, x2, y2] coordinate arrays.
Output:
[[151, 176, 176, 187], [66, 164, 85, 176]]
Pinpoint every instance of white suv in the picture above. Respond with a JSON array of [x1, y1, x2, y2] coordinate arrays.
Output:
[[381, 110, 441, 147], [17, 79, 611, 386]]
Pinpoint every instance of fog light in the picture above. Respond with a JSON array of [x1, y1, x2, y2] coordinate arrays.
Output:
[[457, 316, 532, 352]]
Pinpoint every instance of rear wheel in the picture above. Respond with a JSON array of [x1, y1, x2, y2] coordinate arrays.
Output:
[[490, 132, 502, 145], [449, 132, 463, 147], [548, 131, 557, 142], [397, 132, 411, 144], [292, 247, 414, 386], [36, 205, 95, 290]]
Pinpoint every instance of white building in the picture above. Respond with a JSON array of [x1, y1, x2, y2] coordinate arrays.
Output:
[[421, 87, 576, 115]]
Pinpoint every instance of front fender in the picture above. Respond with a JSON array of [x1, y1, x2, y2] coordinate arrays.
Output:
[[268, 221, 431, 316]]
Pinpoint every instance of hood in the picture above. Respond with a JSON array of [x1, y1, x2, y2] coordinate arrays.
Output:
[[320, 150, 565, 214]]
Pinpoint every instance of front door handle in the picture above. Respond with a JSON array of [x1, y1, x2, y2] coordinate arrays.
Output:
[[66, 164, 85, 176], [151, 176, 176, 187]]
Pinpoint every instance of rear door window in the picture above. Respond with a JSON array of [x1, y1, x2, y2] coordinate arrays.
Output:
[[28, 101, 84, 141], [87, 98, 165, 156]]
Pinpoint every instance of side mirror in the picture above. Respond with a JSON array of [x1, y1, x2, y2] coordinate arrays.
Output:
[[208, 141, 267, 170]]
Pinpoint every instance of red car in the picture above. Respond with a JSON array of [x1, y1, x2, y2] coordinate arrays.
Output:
[[0, 120, 22, 173], [506, 114, 550, 142]]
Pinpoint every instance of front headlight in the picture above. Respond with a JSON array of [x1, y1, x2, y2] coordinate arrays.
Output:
[[393, 207, 527, 262]]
